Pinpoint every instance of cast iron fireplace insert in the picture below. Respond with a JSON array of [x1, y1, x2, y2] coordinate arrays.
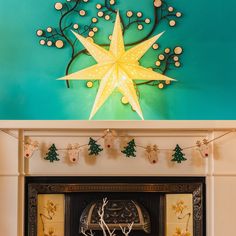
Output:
[[25, 176, 206, 236]]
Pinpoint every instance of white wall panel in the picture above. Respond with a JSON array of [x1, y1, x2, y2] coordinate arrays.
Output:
[[0, 176, 18, 236], [213, 132, 236, 174], [0, 131, 18, 175], [214, 176, 236, 236]]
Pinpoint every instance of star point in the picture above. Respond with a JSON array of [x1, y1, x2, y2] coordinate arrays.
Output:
[[58, 13, 175, 120]]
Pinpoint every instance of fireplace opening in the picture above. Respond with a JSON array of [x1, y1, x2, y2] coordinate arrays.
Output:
[[25, 177, 205, 236], [70, 191, 159, 236]]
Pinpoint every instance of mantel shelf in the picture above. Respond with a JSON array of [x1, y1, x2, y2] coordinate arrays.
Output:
[[0, 120, 236, 130]]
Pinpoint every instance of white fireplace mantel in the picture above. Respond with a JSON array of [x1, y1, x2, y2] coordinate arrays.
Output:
[[0, 120, 236, 236]]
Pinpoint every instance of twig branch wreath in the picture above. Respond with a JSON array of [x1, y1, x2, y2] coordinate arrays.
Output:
[[1, 129, 234, 165], [35, 0, 184, 119]]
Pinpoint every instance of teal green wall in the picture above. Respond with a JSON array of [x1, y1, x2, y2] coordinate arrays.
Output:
[[0, 0, 235, 120]]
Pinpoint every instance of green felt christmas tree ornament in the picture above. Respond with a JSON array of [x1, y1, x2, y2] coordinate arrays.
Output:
[[171, 144, 187, 163], [88, 137, 103, 156], [44, 144, 60, 162], [122, 139, 136, 157]]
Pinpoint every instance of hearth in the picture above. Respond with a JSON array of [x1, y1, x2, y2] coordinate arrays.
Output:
[[25, 177, 205, 236]]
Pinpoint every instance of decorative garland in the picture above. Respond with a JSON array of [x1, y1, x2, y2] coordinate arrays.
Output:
[[0, 129, 234, 165]]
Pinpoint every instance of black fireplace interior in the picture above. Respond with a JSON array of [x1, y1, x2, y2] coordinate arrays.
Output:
[[68, 190, 161, 236], [25, 176, 206, 236]]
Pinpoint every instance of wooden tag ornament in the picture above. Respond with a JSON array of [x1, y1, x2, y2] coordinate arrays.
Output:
[[24, 139, 39, 158], [67, 143, 80, 163], [103, 129, 117, 148], [196, 139, 209, 158], [145, 145, 159, 164]]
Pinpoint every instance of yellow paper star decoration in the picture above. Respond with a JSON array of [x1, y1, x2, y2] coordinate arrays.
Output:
[[58, 12, 175, 120]]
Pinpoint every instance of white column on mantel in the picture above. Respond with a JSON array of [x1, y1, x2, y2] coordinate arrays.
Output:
[[18, 130, 25, 236]]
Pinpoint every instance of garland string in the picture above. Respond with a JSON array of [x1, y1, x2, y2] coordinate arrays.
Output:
[[0, 129, 235, 152]]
